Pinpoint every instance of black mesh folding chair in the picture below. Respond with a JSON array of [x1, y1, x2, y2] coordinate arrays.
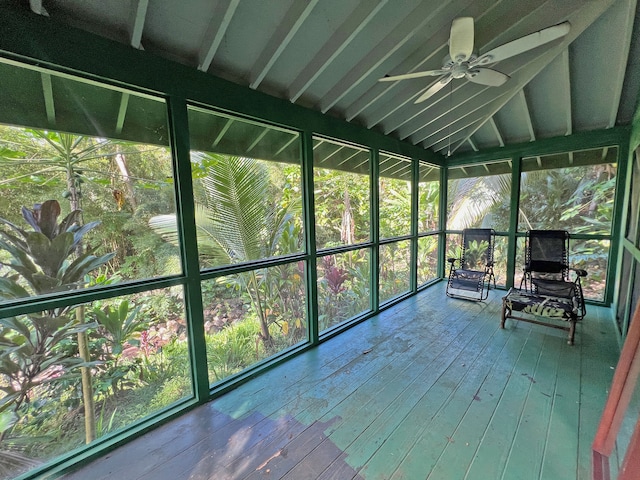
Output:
[[446, 228, 496, 301], [520, 229, 587, 319]]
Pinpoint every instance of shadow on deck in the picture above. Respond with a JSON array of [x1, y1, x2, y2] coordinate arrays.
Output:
[[63, 284, 620, 480]]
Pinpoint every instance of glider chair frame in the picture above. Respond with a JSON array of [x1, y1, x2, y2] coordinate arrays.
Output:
[[520, 229, 587, 320], [446, 228, 496, 301]]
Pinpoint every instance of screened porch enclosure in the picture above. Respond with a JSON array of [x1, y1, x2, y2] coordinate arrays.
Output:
[[0, 6, 639, 480]]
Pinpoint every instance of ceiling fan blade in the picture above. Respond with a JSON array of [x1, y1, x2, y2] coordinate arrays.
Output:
[[472, 22, 571, 66], [379, 69, 448, 82], [466, 68, 509, 86], [415, 75, 453, 104], [449, 17, 474, 62]]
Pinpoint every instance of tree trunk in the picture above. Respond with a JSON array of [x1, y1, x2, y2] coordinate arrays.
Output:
[[77, 307, 96, 443]]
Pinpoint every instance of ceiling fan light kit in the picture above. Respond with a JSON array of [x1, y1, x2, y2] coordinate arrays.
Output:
[[379, 17, 571, 104]]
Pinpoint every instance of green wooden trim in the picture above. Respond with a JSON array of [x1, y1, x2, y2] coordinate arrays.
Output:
[[607, 138, 630, 305], [0, 6, 442, 166], [0, 277, 185, 319], [371, 149, 380, 313], [302, 131, 319, 345], [448, 128, 631, 166], [166, 96, 210, 403], [410, 158, 419, 293], [438, 167, 447, 278], [506, 156, 521, 289]]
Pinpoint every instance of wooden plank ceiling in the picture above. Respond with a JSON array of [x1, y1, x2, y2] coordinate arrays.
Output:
[[11, 0, 640, 161]]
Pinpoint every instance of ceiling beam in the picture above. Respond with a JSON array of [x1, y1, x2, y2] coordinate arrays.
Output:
[[213, 118, 234, 147], [288, 1, 388, 103], [198, 0, 240, 72], [560, 49, 572, 135], [115, 92, 130, 135], [129, 0, 148, 49], [488, 117, 505, 147], [467, 138, 479, 152], [519, 90, 536, 142], [40, 72, 55, 126], [249, 0, 319, 89]]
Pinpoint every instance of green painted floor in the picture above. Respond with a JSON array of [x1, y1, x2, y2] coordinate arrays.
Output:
[[63, 284, 621, 480]]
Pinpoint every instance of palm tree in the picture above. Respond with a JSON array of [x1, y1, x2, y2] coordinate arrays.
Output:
[[150, 153, 301, 348]]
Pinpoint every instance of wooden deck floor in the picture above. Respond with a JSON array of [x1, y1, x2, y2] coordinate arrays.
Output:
[[63, 284, 621, 480]]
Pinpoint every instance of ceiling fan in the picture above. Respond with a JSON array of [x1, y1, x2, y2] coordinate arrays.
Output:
[[380, 17, 571, 103]]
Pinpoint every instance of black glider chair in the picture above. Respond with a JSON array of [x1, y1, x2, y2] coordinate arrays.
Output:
[[446, 228, 496, 301], [520, 229, 587, 319]]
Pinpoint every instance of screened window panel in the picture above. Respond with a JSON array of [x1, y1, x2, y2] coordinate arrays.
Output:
[[0, 67, 179, 303], [187, 108, 304, 269], [626, 148, 640, 244], [617, 250, 633, 333], [519, 157, 617, 234], [447, 161, 511, 231], [379, 240, 411, 304], [418, 163, 440, 234], [571, 239, 609, 302], [317, 250, 371, 333], [202, 261, 307, 385], [313, 137, 370, 250], [379, 153, 412, 240], [0, 288, 192, 478], [417, 235, 439, 286]]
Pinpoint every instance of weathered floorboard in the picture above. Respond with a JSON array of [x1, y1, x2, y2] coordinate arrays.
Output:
[[63, 284, 619, 480]]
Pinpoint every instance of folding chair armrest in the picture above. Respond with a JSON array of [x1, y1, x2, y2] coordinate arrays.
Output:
[[447, 257, 458, 264], [571, 268, 588, 277]]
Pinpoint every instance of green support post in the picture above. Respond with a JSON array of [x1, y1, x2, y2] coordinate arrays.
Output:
[[438, 166, 448, 279], [371, 148, 380, 312], [167, 96, 210, 403], [410, 158, 419, 293], [506, 156, 522, 290], [301, 131, 319, 345]]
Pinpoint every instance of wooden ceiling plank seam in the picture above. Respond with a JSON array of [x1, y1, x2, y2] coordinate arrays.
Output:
[[447, 0, 617, 156], [213, 118, 234, 147], [115, 92, 130, 135], [129, 0, 149, 49], [489, 117, 505, 147], [345, 0, 500, 124], [288, 1, 389, 103], [318, 0, 463, 114], [519, 89, 536, 141], [198, 0, 241, 72], [40, 72, 55, 126], [249, 0, 320, 89], [429, 119, 484, 153], [560, 49, 572, 135], [389, 81, 472, 138], [415, 91, 511, 147], [606, 0, 638, 128], [246, 127, 270, 153]]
